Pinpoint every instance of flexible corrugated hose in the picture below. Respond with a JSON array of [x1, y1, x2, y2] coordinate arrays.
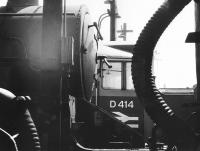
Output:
[[132, 0, 198, 149], [0, 89, 41, 151], [12, 96, 41, 151]]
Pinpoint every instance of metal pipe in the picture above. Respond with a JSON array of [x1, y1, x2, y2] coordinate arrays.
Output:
[[42, 0, 62, 70], [42, 1, 63, 151], [195, 2, 200, 103], [110, 0, 116, 41]]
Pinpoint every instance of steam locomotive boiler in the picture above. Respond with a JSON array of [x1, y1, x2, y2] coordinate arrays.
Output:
[[0, 0, 98, 150], [0, 0, 97, 100]]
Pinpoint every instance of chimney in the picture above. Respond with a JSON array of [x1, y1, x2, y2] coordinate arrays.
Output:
[[7, 0, 39, 7]]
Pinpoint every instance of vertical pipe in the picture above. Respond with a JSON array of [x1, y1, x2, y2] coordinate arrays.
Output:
[[195, 2, 200, 102], [42, 1, 63, 151], [110, 0, 116, 41], [123, 23, 127, 41], [42, 0, 62, 70], [60, 1, 71, 151]]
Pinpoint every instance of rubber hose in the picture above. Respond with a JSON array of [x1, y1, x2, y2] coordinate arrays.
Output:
[[13, 96, 41, 151], [132, 0, 198, 149], [16, 109, 41, 151], [0, 89, 41, 151]]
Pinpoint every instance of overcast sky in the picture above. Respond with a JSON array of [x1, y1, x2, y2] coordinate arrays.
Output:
[[0, 0, 196, 88]]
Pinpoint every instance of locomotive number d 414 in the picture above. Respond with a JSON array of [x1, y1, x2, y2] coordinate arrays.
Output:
[[109, 100, 134, 109]]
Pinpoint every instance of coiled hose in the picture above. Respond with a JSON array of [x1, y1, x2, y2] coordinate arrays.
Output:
[[16, 106, 41, 151], [132, 0, 198, 149], [0, 88, 41, 151]]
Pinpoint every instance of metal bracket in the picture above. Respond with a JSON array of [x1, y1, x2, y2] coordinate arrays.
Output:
[[185, 32, 200, 43], [88, 22, 103, 41]]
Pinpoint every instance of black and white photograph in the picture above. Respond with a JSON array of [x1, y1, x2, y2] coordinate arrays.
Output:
[[0, 0, 199, 150]]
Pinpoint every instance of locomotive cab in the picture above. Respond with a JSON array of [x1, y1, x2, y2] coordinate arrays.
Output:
[[96, 45, 145, 137]]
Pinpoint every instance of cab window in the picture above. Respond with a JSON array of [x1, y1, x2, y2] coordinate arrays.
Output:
[[102, 62, 121, 89], [126, 62, 134, 90], [102, 61, 134, 90]]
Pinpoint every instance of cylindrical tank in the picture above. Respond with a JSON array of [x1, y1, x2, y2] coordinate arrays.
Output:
[[0, 5, 97, 101]]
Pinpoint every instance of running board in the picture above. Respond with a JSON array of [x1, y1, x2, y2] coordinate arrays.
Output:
[[72, 99, 144, 148], [81, 99, 143, 139], [74, 138, 149, 151]]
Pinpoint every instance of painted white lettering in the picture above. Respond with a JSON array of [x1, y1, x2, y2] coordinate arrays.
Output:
[[110, 100, 116, 108]]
